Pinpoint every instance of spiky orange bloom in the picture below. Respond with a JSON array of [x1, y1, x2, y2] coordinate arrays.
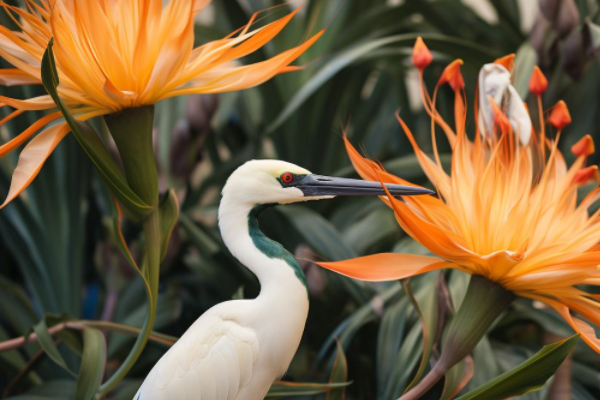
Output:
[[0, 0, 322, 207], [319, 42, 600, 354]]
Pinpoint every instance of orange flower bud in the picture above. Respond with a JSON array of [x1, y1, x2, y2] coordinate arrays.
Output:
[[548, 101, 571, 130], [412, 37, 433, 70], [529, 66, 548, 96], [438, 59, 464, 91], [489, 96, 511, 132], [494, 54, 515, 72], [571, 134, 595, 157], [574, 166, 599, 185]]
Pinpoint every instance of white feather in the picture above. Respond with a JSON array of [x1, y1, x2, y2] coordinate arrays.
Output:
[[135, 160, 312, 400]]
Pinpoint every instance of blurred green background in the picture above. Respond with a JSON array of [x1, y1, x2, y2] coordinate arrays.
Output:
[[1, 0, 600, 399]]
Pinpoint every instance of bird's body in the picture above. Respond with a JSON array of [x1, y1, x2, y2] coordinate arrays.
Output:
[[135, 160, 431, 400]]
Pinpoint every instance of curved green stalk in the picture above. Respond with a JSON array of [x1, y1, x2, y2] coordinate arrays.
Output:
[[97, 210, 161, 397]]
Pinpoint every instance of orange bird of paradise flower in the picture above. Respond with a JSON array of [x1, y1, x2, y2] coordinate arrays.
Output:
[[318, 37, 600, 354], [0, 0, 322, 207]]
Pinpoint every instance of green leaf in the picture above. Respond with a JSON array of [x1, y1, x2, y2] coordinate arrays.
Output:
[[31, 316, 76, 378], [266, 381, 351, 399], [75, 328, 106, 400], [512, 41, 537, 98], [158, 189, 180, 261], [455, 335, 580, 400], [440, 357, 473, 400], [328, 339, 349, 400], [40, 39, 152, 220], [267, 33, 497, 133], [179, 213, 221, 257], [403, 273, 440, 392], [585, 19, 600, 50], [104, 106, 158, 208]]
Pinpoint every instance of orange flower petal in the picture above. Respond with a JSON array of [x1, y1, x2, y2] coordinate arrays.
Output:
[[412, 37, 433, 70], [317, 253, 453, 282], [573, 166, 599, 185], [438, 59, 464, 91], [571, 134, 594, 157], [529, 66, 548, 96], [494, 54, 515, 72], [0, 111, 62, 157], [541, 297, 600, 353], [0, 122, 70, 208], [0, 68, 40, 86], [548, 100, 572, 130]]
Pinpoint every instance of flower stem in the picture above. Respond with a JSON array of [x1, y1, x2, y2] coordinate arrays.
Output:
[[398, 275, 515, 400], [97, 210, 161, 397], [398, 365, 446, 400]]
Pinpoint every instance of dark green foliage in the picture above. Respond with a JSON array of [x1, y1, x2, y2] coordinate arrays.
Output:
[[1, 0, 600, 399]]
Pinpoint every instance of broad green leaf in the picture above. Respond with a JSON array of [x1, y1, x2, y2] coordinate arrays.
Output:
[[75, 328, 106, 400], [327, 339, 349, 400], [455, 335, 580, 400], [41, 39, 152, 220]]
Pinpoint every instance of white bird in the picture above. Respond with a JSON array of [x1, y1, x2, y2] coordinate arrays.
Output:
[[134, 160, 432, 400]]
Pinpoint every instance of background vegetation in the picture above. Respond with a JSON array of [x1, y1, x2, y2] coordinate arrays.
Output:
[[1, 0, 600, 399]]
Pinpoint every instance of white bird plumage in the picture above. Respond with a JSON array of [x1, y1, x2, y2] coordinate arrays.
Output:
[[134, 159, 431, 399], [135, 160, 320, 400]]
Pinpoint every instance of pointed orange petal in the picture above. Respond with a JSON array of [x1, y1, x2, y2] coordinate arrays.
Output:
[[0, 69, 40, 86], [540, 297, 600, 354], [438, 59, 464, 91], [548, 100, 571, 130], [494, 54, 515, 72], [573, 166, 599, 185], [317, 253, 452, 282], [529, 66, 548, 96], [0, 122, 70, 208], [571, 134, 594, 157], [0, 111, 62, 157], [412, 37, 433, 70]]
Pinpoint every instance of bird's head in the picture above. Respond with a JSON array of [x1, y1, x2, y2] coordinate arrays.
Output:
[[222, 160, 433, 206]]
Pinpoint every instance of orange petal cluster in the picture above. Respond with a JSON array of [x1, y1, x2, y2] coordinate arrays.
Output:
[[0, 0, 321, 207], [319, 38, 600, 355]]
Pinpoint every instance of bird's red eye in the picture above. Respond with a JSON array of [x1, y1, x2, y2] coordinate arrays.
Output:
[[281, 172, 294, 184]]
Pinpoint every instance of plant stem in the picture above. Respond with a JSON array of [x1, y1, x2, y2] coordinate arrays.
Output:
[[0, 318, 177, 354], [398, 366, 446, 400], [397, 275, 515, 400], [97, 210, 161, 397]]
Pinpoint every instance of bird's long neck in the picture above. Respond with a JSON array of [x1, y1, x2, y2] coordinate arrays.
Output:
[[218, 196, 308, 299]]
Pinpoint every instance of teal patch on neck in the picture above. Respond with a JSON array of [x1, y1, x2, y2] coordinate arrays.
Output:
[[248, 205, 308, 295]]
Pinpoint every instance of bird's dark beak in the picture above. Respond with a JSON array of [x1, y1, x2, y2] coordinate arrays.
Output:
[[295, 174, 434, 197]]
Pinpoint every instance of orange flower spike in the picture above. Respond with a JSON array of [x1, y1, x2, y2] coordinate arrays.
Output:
[[412, 37, 433, 70], [529, 66, 548, 96], [494, 54, 515, 72], [0, 0, 320, 209], [574, 166, 599, 185], [549, 100, 572, 130], [572, 135, 595, 157], [438, 59, 465, 91], [332, 57, 600, 360]]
